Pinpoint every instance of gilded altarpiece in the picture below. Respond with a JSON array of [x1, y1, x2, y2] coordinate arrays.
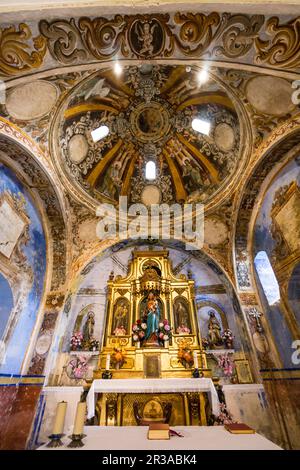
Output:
[[93, 251, 211, 426], [95, 250, 208, 379]]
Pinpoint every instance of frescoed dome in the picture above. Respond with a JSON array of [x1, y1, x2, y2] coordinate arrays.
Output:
[[53, 64, 243, 209]]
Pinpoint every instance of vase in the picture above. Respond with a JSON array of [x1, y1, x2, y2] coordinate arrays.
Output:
[[164, 339, 169, 348], [136, 341, 140, 348]]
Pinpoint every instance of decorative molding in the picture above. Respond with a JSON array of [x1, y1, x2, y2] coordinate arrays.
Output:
[[37, 13, 300, 71], [195, 284, 226, 294], [255, 16, 300, 69], [2, 13, 300, 77], [0, 23, 46, 76]]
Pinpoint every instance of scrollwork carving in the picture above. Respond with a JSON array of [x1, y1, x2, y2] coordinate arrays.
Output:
[[1, 13, 299, 73], [255, 16, 300, 69], [173, 12, 220, 56], [0, 23, 46, 76], [213, 14, 264, 59], [39, 18, 88, 64], [79, 15, 128, 60]]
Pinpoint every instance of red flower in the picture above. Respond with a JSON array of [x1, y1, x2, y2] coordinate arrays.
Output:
[[137, 319, 141, 324]]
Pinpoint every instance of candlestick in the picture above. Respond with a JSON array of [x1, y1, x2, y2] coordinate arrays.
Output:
[[46, 401, 67, 447], [73, 402, 86, 435], [105, 353, 111, 371], [67, 401, 87, 448], [52, 401, 67, 434], [67, 433, 86, 448]]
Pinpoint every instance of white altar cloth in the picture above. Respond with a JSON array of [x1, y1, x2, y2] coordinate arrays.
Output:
[[86, 378, 220, 419], [38, 425, 282, 450]]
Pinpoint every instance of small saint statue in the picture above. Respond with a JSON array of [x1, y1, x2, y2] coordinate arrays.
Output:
[[83, 311, 95, 347], [113, 302, 128, 334], [175, 300, 189, 328], [207, 311, 222, 348]]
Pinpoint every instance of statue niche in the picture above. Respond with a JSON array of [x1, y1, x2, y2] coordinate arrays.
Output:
[[140, 293, 163, 346], [112, 298, 129, 336], [173, 296, 191, 334], [82, 311, 95, 346], [71, 307, 98, 351], [207, 311, 223, 348]]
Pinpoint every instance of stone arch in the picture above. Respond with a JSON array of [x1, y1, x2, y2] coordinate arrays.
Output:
[[0, 119, 67, 373], [233, 125, 300, 370], [234, 126, 300, 292], [0, 118, 67, 291], [57, 238, 254, 368]]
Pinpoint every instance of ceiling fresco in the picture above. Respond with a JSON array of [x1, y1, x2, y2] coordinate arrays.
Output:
[[55, 64, 241, 206]]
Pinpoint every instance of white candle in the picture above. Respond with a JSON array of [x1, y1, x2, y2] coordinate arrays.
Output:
[[193, 351, 199, 369], [106, 353, 111, 370], [73, 402, 86, 435], [52, 401, 67, 435]]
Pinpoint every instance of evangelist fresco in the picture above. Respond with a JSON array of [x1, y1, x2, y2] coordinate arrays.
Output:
[[0, 163, 46, 373]]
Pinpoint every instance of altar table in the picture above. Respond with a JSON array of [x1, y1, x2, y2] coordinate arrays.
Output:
[[87, 378, 219, 419], [38, 425, 282, 450]]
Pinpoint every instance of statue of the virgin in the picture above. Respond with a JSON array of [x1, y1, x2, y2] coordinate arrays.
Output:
[[144, 292, 160, 340], [83, 311, 95, 345]]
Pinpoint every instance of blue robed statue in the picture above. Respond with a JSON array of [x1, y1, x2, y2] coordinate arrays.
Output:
[[144, 292, 160, 340]]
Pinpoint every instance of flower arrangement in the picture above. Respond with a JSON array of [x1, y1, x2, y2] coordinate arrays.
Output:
[[176, 325, 191, 335], [222, 329, 234, 349], [88, 338, 100, 351], [68, 355, 88, 379], [70, 331, 83, 351], [111, 347, 125, 369], [178, 340, 194, 368], [158, 319, 172, 344], [218, 353, 235, 377], [132, 319, 147, 343], [113, 326, 127, 336], [214, 402, 235, 425]]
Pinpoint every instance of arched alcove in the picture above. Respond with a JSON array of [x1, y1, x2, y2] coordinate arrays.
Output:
[[0, 162, 46, 373], [252, 158, 300, 366], [48, 238, 252, 385], [0, 121, 67, 375]]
